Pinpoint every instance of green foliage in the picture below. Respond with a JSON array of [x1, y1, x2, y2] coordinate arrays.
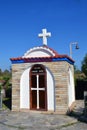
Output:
[[6, 87, 12, 98], [74, 65, 81, 74], [0, 85, 2, 93], [81, 53, 87, 77], [0, 68, 12, 90], [0, 69, 11, 77], [74, 65, 86, 86], [0, 68, 12, 110]]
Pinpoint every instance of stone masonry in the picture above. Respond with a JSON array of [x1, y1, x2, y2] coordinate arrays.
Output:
[[11, 61, 74, 114]]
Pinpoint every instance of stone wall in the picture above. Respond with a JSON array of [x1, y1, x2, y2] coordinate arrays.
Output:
[[11, 61, 74, 114]]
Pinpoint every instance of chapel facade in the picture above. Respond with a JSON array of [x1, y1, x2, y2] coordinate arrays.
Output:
[[10, 29, 75, 114]]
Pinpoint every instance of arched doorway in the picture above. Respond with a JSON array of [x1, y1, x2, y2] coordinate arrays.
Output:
[[30, 64, 47, 111]]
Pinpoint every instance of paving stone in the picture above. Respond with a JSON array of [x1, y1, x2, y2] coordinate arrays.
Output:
[[0, 101, 87, 130]]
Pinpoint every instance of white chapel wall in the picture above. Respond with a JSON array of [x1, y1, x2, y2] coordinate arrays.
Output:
[[68, 67, 75, 107], [23, 46, 55, 58], [46, 68, 55, 111], [24, 50, 53, 57], [20, 68, 30, 109]]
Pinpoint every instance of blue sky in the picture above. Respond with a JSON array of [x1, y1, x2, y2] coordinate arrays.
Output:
[[0, 0, 87, 71]]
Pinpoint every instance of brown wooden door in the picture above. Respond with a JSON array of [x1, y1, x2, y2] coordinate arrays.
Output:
[[30, 64, 47, 111]]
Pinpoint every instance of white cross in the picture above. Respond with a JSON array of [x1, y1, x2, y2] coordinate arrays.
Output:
[[38, 29, 51, 46]]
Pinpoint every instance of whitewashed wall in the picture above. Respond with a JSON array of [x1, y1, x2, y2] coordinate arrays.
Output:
[[68, 67, 75, 107], [20, 68, 30, 109]]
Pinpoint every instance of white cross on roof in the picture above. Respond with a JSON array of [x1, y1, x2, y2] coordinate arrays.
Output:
[[38, 29, 51, 46]]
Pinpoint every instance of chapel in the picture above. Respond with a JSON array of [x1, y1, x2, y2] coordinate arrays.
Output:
[[10, 29, 75, 114]]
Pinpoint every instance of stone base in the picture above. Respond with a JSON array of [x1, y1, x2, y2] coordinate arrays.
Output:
[[13, 108, 68, 115]]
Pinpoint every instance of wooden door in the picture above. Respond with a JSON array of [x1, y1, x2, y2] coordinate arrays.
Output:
[[30, 64, 47, 110]]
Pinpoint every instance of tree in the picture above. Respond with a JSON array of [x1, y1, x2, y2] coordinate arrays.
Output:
[[0, 69, 2, 76], [81, 53, 87, 77], [74, 65, 81, 74]]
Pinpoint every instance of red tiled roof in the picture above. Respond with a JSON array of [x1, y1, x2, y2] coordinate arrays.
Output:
[[10, 45, 74, 63], [10, 55, 74, 62]]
